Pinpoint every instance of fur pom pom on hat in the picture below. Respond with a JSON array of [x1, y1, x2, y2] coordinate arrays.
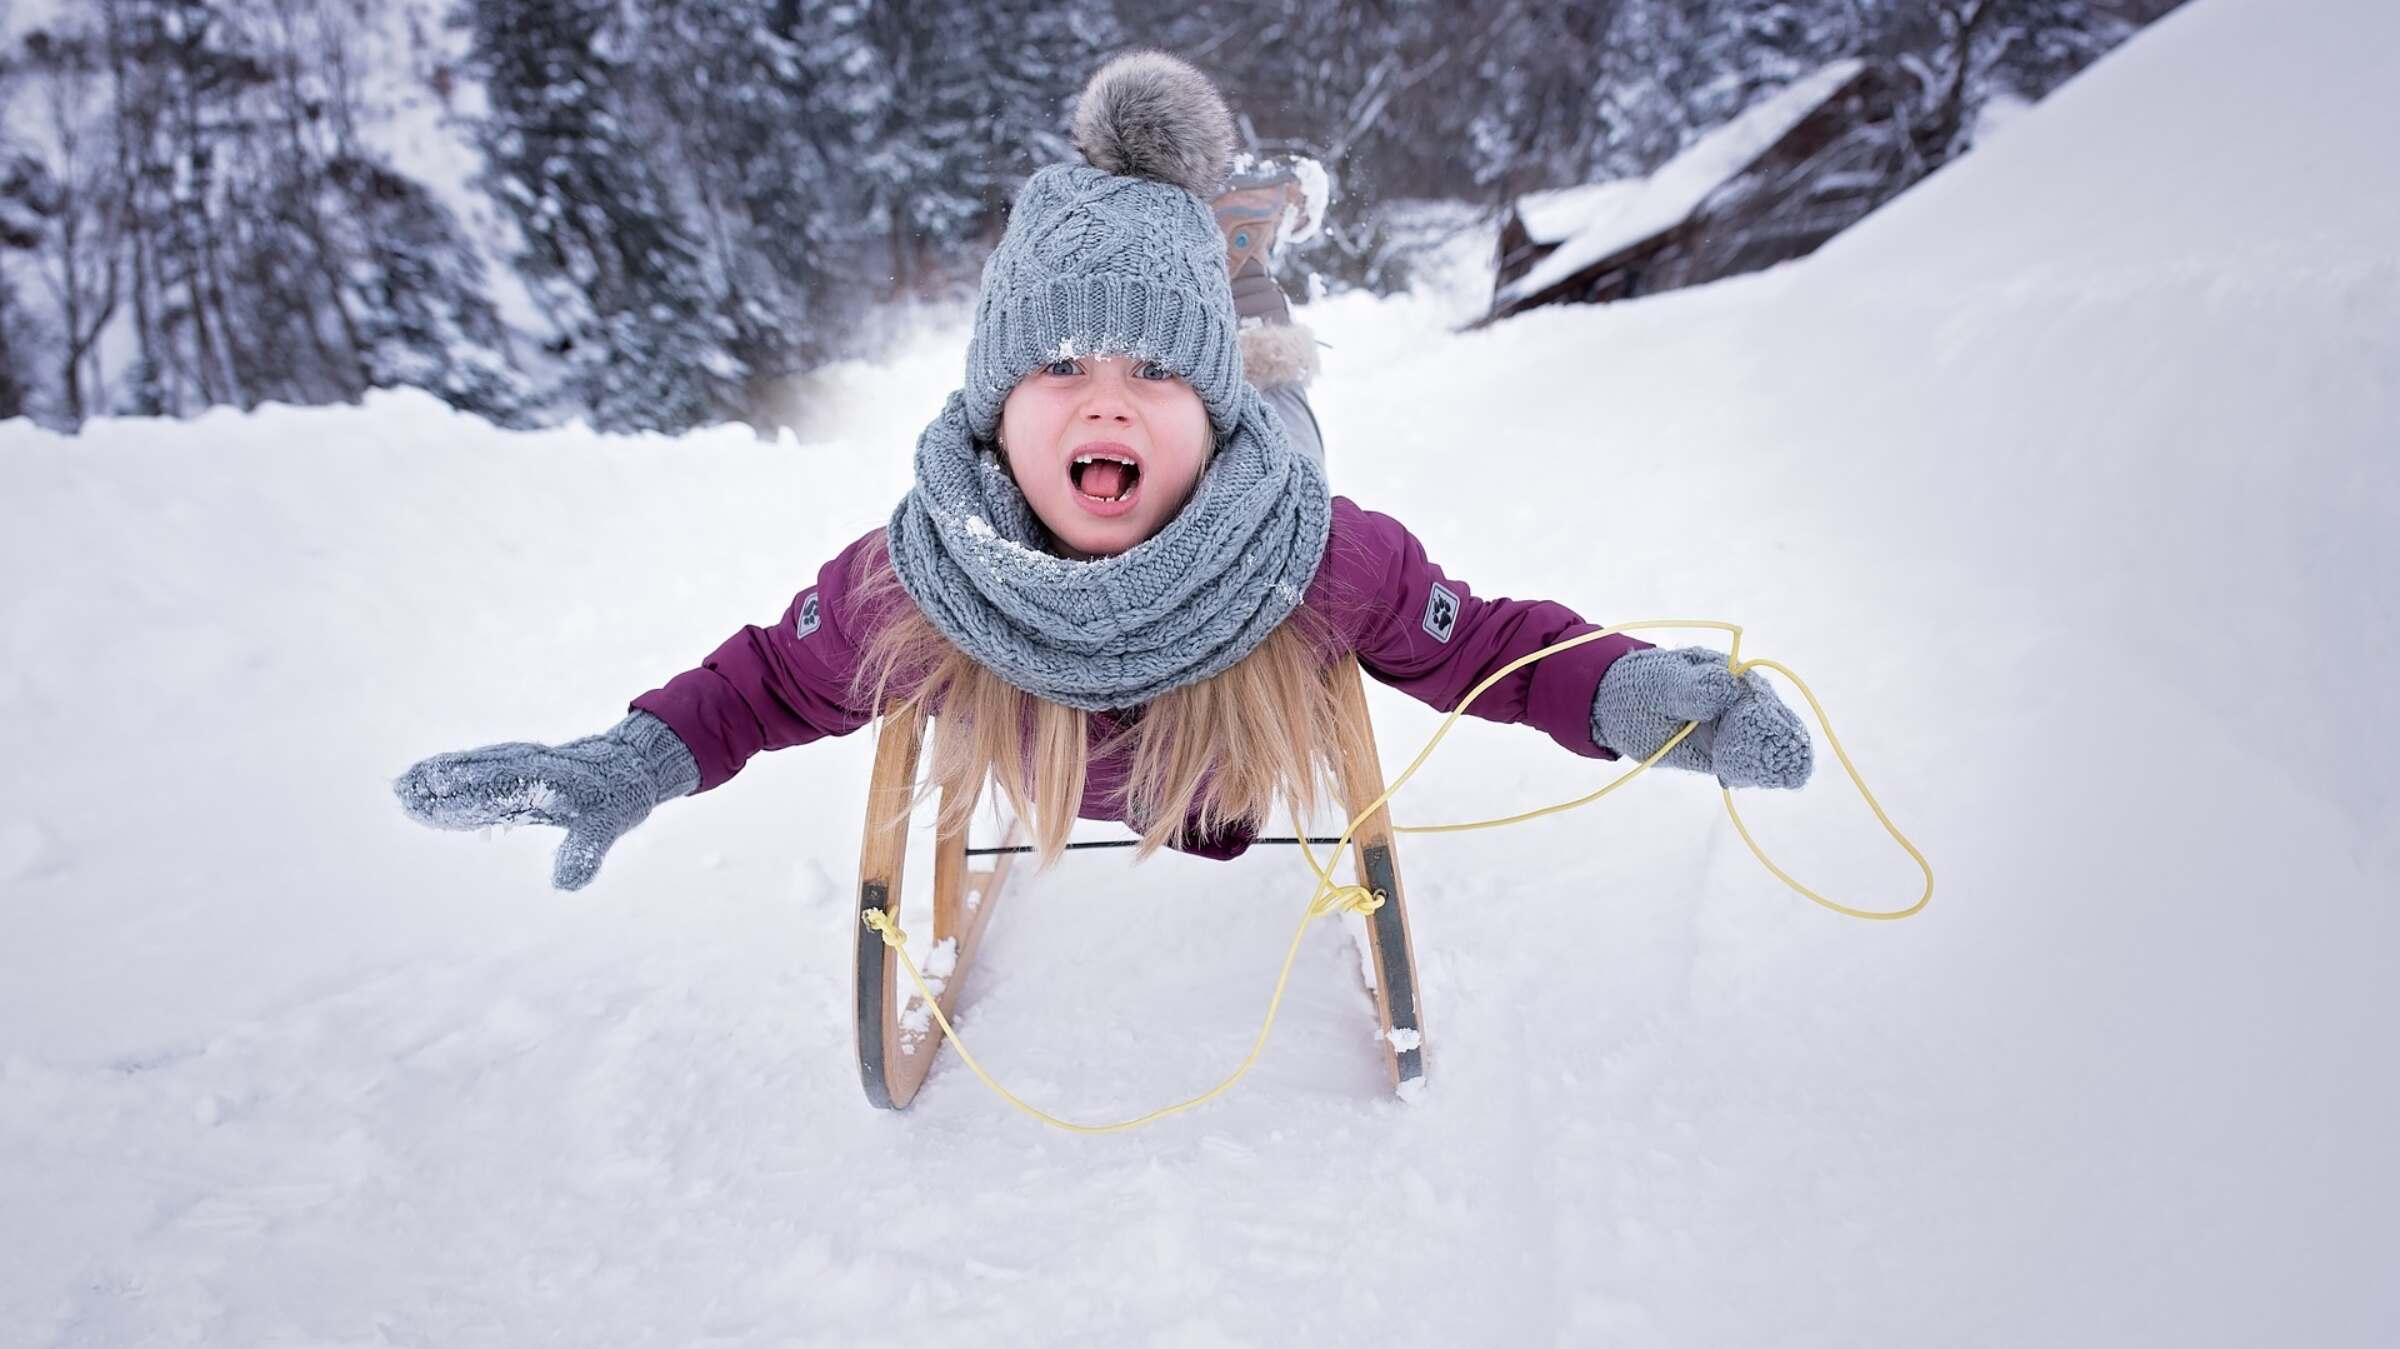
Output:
[[956, 52, 1253, 442], [1070, 51, 1237, 199]]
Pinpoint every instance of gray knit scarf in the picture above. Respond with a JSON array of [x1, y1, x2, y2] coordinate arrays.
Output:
[[886, 384, 1332, 711]]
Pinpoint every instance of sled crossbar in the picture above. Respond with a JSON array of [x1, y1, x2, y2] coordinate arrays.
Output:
[[963, 835, 1348, 857]]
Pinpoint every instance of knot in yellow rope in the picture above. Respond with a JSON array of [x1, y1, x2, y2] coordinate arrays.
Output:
[[1308, 883, 1385, 919], [861, 907, 907, 948]]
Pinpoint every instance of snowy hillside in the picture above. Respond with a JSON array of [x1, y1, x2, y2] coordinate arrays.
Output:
[[2, 0, 2392, 1344]]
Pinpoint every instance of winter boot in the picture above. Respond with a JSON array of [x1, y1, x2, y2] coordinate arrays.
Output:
[[1211, 155, 1326, 387]]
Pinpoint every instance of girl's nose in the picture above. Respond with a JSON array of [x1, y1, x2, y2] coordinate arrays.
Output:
[[1076, 359, 1137, 422], [1079, 388, 1134, 423]]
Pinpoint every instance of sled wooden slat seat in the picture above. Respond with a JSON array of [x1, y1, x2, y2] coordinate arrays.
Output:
[[853, 656, 1425, 1110]]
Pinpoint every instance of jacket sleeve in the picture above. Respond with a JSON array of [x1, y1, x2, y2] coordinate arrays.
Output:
[[628, 528, 887, 792], [1311, 496, 1652, 761]]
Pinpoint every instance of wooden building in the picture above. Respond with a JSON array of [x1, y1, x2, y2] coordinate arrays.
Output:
[[1489, 60, 1909, 322]]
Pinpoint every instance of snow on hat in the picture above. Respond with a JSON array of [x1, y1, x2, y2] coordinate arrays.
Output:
[[959, 52, 1246, 442]]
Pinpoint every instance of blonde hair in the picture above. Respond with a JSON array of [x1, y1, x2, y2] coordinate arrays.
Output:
[[849, 540, 1367, 862]]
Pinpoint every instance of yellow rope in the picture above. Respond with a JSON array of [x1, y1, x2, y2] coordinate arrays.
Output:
[[862, 619, 1931, 1131]]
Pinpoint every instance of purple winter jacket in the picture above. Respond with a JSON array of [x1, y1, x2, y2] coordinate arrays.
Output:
[[630, 496, 1652, 859]]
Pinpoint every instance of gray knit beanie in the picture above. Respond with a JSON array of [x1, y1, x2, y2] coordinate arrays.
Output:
[[960, 51, 1247, 441]]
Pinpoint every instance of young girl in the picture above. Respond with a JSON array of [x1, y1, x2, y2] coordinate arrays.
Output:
[[395, 52, 1813, 891]]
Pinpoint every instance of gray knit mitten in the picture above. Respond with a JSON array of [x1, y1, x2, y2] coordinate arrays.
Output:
[[392, 711, 700, 890], [1591, 646, 1813, 789]]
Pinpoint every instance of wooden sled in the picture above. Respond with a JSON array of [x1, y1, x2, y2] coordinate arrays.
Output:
[[853, 656, 1426, 1111]]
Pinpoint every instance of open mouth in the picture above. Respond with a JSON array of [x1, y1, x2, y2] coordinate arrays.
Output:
[[1068, 446, 1144, 516]]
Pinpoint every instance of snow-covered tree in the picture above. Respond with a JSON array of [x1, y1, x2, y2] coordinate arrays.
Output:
[[1849, 0, 2143, 172], [465, 0, 743, 433], [330, 156, 538, 427], [847, 0, 1109, 292], [14, 25, 122, 426]]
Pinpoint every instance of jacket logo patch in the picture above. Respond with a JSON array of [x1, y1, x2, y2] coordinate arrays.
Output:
[[796, 590, 821, 638], [1421, 583, 1458, 644]]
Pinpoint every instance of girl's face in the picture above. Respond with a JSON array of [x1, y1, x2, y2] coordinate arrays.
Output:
[[997, 354, 1211, 558]]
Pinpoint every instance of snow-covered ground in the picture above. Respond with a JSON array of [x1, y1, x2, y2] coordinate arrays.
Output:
[[3, 0, 2394, 1343]]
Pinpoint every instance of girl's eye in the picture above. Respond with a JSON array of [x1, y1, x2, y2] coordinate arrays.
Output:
[[1134, 360, 1175, 381], [1043, 358, 1082, 377]]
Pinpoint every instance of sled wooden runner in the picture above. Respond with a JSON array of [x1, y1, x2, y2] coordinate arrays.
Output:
[[852, 656, 1426, 1111], [1327, 654, 1428, 1094], [850, 704, 1021, 1111]]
